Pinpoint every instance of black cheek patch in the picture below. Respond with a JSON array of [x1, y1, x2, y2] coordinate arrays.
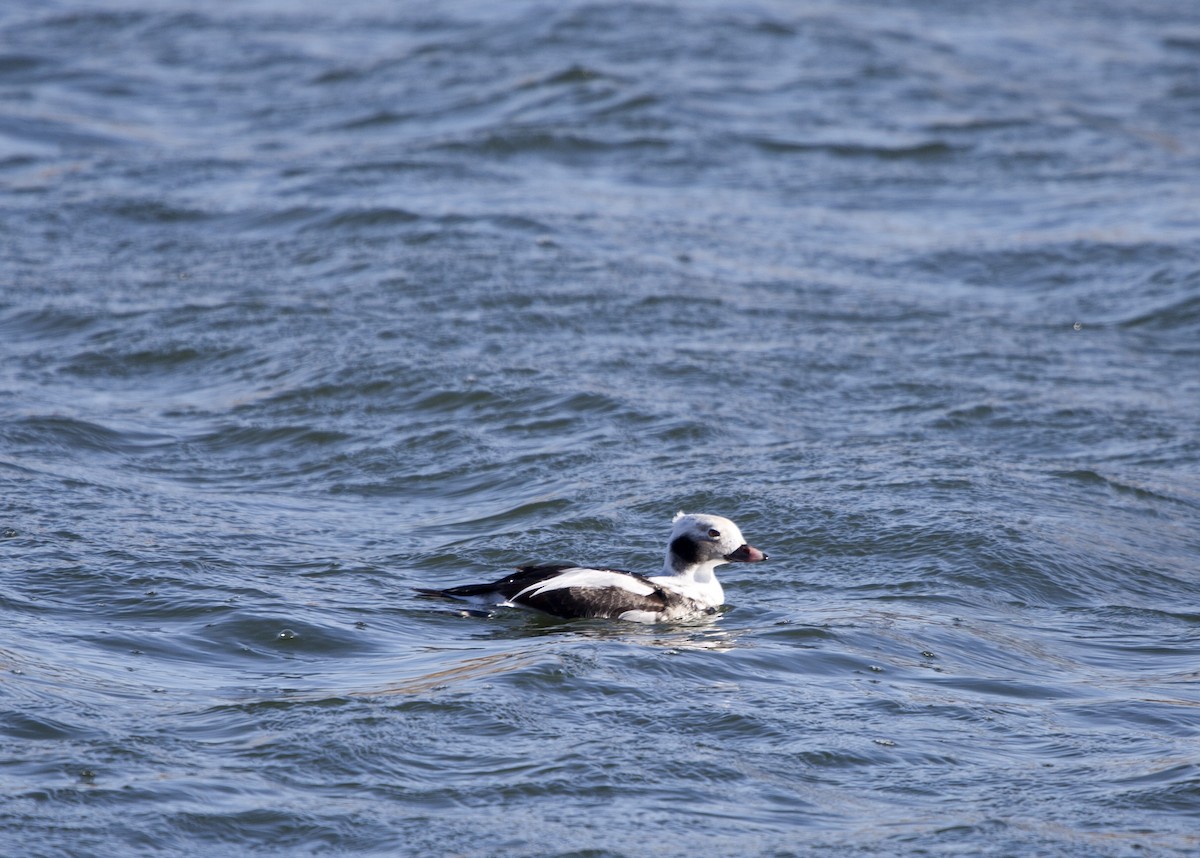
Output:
[[670, 534, 699, 564]]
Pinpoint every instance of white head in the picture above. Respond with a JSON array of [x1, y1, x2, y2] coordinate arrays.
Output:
[[663, 512, 767, 580]]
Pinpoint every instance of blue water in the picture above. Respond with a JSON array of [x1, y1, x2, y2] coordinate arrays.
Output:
[[3, 1, 1200, 855]]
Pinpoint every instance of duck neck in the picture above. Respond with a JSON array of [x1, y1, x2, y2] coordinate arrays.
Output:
[[654, 561, 722, 605], [663, 558, 717, 582]]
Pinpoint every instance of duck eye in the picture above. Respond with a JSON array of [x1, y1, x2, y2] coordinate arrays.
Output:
[[707, 528, 720, 539]]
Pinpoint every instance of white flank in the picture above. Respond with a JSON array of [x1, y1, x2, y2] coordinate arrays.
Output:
[[516, 568, 655, 600]]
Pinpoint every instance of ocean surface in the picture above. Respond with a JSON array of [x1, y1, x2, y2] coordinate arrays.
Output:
[[3, 0, 1199, 855]]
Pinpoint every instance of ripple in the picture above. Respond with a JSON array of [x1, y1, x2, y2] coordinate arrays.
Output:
[[1119, 291, 1200, 332], [61, 344, 245, 379], [0, 711, 96, 742], [4, 415, 175, 455], [0, 53, 47, 77], [434, 129, 671, 158], [0, 306, 97, 342], [192, 423, 354, 454], [0, 113, 138, 152], [103, 199, 214, 224], [307, 206, 421, 230], [1051, 467, 1200, 510], [752, 135, 959, 160]]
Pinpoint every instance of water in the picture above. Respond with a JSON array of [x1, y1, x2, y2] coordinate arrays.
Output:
[[3, 0, 1200, 855]]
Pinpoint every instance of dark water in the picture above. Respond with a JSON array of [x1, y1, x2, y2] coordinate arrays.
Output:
[[3, 0, 1200, 855]]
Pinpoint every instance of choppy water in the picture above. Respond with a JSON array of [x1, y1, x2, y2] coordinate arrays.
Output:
[[3, 1, 1200, 855]]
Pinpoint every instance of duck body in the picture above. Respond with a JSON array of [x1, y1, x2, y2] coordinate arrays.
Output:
[[418, 512, 767, 623]]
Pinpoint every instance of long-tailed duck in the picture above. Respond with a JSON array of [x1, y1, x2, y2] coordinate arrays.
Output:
[[417, 512, 767, 623]]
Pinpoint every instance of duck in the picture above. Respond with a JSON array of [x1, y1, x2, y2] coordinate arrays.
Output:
[[417, 512, 767, 623]]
